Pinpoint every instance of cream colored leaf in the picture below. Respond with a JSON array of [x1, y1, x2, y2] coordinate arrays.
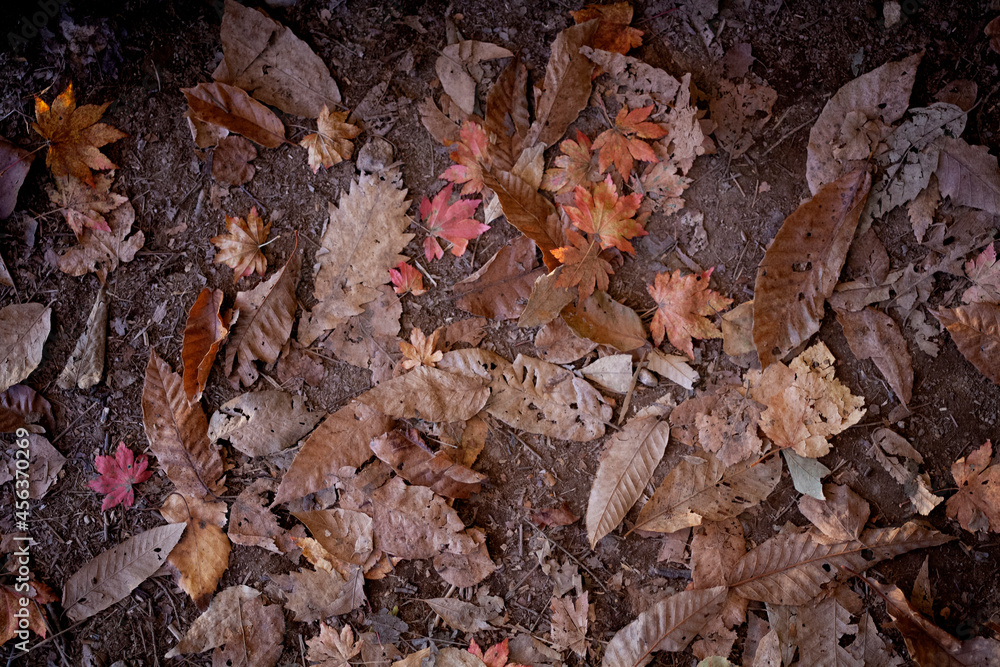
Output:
[[207, 390, 320, 457], [646, 349, 699, 390], [0, 303, 51, 393], [164, 585, 261, 657], [436, 40, 513, 116], [721, 300, 755, 357], [586, 413, 670, 546], [579, 354, 633, 393], [57, 286, 107, 390]]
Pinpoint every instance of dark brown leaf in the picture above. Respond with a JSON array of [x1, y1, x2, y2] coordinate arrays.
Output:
[[482, 169, 566, 270], [182, 82, 286, 149], [837, 307, 912, 406], [561, 289, 647, 351], [182, 288, 230, 401], [454, 235, 545, 320]]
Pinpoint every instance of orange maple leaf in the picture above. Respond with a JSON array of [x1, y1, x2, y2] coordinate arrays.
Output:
[[400, 327, 443, 370], [593, 104, 666, 178], [441, 121, 490, 195], [210, 207, 271, 282], [648, 267, 733, 358], [541, 131, 595, 195], [947, 440, 1000, 533], [389, 261, 427, 296], [552, 229, 614, 302], [419, 183, 488, 261], [32, 82, 127, 186], [570, 2, 644, 54], [299, 104, 362, 173], [561, 175, 646, 253]]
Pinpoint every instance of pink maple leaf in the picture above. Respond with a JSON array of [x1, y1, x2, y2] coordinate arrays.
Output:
[[419, 183, 488, 261], [87, 442, 152, 511], [389, 261, 427, 295]]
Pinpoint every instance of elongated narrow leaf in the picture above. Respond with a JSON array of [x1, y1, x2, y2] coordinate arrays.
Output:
[[57, 286, 108, 390], [753, 169, 871, 367], [485, 55, 530, 171], [0, 303, 51, 393], [586, 413, 670, 546], [182, 287, 229, 401], [602, 586, 728, 667], [728, 522, 953, 606], [63, 523, 185, 622], [182, 82, 286, 148], [354, 365, 490, 423], [934, 302, 1000, 384]]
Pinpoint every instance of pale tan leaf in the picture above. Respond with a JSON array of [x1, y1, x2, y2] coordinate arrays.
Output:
[[848, 612, 904, 666], [370, 429, 485, 499], [727, 522, 953, 606], [436, 40, 513, 115], [634, 450, 781, 534], [601, 586, 728, 667], [292, 508, 374, 566], [518, 267, 577, 328], [272, 565, 366, 622], [182, 288, 230, 401], [837, 308, 912, 406], [63, 524, 185, 622], [874, 428, 924, 464], [562, 289, 648, 352], [57, 198, 144, 283], [165, 585, 261, 657], [454, 235, 545, 320], [798, 483, 871, 542], [721, 300, 755, 357], [586, 412, 670, 546], [207, 390, 320, 457], [225, 248, 301, 388], [418, 97, 461, 146], [551, 592, 589, 657], [753, 169, 872, 367], [182, 81, 286, 148], [56, 286, 107, 390], [7, 434, 65, 499], [323, 285, 401, 381], [695, 388, 764, 466], [935, 136, 1000, 214], [425, 594, 504, 633], [228, 480, 303, 555], [580, 47, 682, 111], [792, 598, 863, 667], [534, 317, 598, 364], [646, 349, 699, 390], [0, 302, 51, 393], [355, 365, 489, 423], [579, 354, 633, 393], [160, 494, 231, 608], [869, 433, 943, 516], [369, 476, 475, 560], [753, 630, 782, 667]]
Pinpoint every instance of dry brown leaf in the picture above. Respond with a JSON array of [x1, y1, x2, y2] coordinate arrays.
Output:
[[182, 288, 230, 401], [165, 585, 265, 657], [532, 502, 580, 527], [212, 135, 257, 186], [273, 564, 366, 622], [433, 527, 496, 587], [602, 586, 728, 667], [580, 47, 681, 112], [727, 522, 953, 606], [273, 402, 393, 505], [586, 409, 670, 546], [225, 247, 301, 388], [946, 441, 1000, 534], [0, 137, 32, 219], [160, 494, 231, 609], [57, 286, 107, 390], [63, 524, 185, 623], [292, 508, 374, 566], [0, 384, 53, 434], [534, 317, 598, 363], [57, 197, 144, 283], [694, 387, 764, 466], [485, 55, 531, 171], [935, 136, 1000, 214], [710, 79, 777, 158], [482, 169, 566, 271], [934, 302, 1000, 384], [870, 429, 942, 516], [526, 20, 598, 148], [306, 623, 363, 667], [436, 40, 513, 116], [5, 434, 64, 499], [47, 173, 127, 238], [455, 236, 546, 320], [721, 300, 754, 357], [561, 289, 648, 352], [418, 96, 461, 146], [837, 307, 912, 406], [442, 317, 488, 349], [792, 598, 863, 667], [647, 349, 699, 390], [323, 285, 401, 382], [691, 518, 748, 632], [182, 81, 286, 148], [370, 429, 485, 499], [210, 594, 284, 667], [212, 207, 271, 283], [634, 450, 781, 534], [849, 612, 904, 667], [355, 364, 489, 423], [213, 0, 340, 118], [208, 390, 320, 457], [299, 172, 413, 345], [518, 267, 577, 328], [806, 52, 921, 194], [577, 354, 631, 394], [798, 483, 871, 542], [753, 169, 872, 367], [228, 480, 303, 555], [425, 594, 504, 633], [300, 105, 362, 172], [551, 592, 589, 657]]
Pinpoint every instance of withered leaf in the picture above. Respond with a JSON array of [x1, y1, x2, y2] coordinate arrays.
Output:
[[370, 429, 485, 499], [211, 135, 256, 186], [182, 81, 286, 148], [57, 198, 144, 283], [694, 387, 764, 466], [870, 430, 942, 516], [165, 585, 264, 657], [6, 434, 64, 499], [561, 289, 647, 352], [935, 136, 1000, 215], [182, 288, 230, 401], [579, 353, 633, 393], [210, 594, 284, 667], [934, 302, 1000, 385], [57, 286, 108, 390], [355, 365, 489, 423], [482, 169, 566, 270], [272, 565, 366, 622], [292, 508, 374, 565], [946, 441, 1000, 534], [534, 317, 598, 364], [551, 592, 589, 657], [798, 483, 871, 542], [210, 207, 271, 282], [647, 349, 699, 390], [324, 285, 401, 382], [435, 40, 513, 116], [0, 384, 53, 434], [425, 594, 504, 633], [792, 598, 863, 667], [300, 105, 361, 172], [228, 480, 302, 555], [160, 495, 231, 609], [454, 235, 546, 320], [837, 307, 912, 406], [485, 55, 531, 171], [518, 267, 577, 328], [0, 137, 32, 219], [47, 173, 126, 238], [208, 390, 320, 457], [753, 169, 872, 367]]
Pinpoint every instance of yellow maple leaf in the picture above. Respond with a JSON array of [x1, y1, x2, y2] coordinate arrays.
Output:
[[210, 207, 271, 282], [299, 105, 362, 172]]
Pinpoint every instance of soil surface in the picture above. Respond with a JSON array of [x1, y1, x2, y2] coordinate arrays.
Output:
[[1, 0, 999, 665]]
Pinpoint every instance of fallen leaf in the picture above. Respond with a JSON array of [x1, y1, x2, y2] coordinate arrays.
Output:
[[519, 267, 577, 328], [551, 229, 615, 303], [211, 206, 271, 282], [47, 173, 126, 237], [455, 235, 545, 320], [0, 583, 48, 645], [87, 442, 152, 512], [273, 564, 366, 622], [182, 288, 230, 401], [182, 81, 286, 148], [57, 285, 108, 390], [213, 0, 341, 118], [435, 40, 514, 115], [579, 47, 682, 113], [636, 160, 690, 216], [390, 261, 427, 296], [5, 434, 64, 499], [442, 121, 490, 195], [300, 105, 362, 172], [579, 354, 633, 393], [370, 429, 485, 499], [695, 387, 765, 466], [212, 135, 257, 186], [292, 508, 374, 566], [433, 527, 497, 588], [399, 327, 443, 371], [541, 131, 595, 195], [419, 96, 461, 146], [593, 104, 666, 178], [160, 494, 231, 608], [691, 518, 748, 633], [0, 384, 53, 434], [806, 52, 921, 194], [792, 598, 863, 667], [484, 143, 545, 223], [870, 429, 943, 516], [798, 483, 871, 541], [485, 55, 531, 171], [727, 522, 953, 606], [586, 409, 670, 546], [0, 137, 33, 219], [562, 289, 648, 352], [912, 556, 933, 617], [532, 503, 580, 527], [32, 82, 126, 186], [658, 74, 707, 175], [562, 176, 646, 253], [935, 136, 1000, 214], [782, 446, 830, 501], [753, 169, 872, 367], [602, 586, 728, 667], [425, 595, 504, 633], [208, 390, 320, 457], [420, 184, 487, 261], [649, 267, 732, 359], [482, 168, 566, 270], [228, 480, 303, 555], [299, 172, 413, 345], [0, 303, 51, 393], [165, 585, 264, 657], [947, 440, 1000, 534], [571, 2, 642, 54], [355, 364, 489, 423], [551, 592, 589, 657], [225, 247, 301, 387], [534, 317, 598, 364], [934, 302, 1000, 384], [849, 612, 904, 667], [210, 593, 284, 667], [709, 79, 777, 158], [307, 623, 363, 667], [837, 307, 912, 406], [963, 243, 1000, 304], [57, 197, 144, 283], [63, 524, 185, 622]]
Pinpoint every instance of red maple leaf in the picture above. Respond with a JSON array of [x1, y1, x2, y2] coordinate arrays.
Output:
[[541, 131, 595, 195], [420, 183, 488, 261], [561, 176, 646, 253], [441, 121, 490, 195], [552, 229, 615, 302], [87, 441, 152, 511], [468, 639, 528, 667], [389, 261, 427, 296], [648, 267, 733, 358], [593, 104, 666, 178]]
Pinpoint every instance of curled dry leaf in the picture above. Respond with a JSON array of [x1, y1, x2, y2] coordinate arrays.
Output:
[[182, 81, 286, 148], [753, 169, 872, 367], [370, 429, 485, 499], [837, 307, 912, 406], [934, 302, 1000, 385], [211, 135, 256, 186], [561, 289, 647, 352], [300, 105, 362, 172], [63, 523, 185, 622], [797, 483, 871, 542], [0, 384, 53, 434], [47, 173, 126, 238], [57, 285, 108, 390], [586, 409, 670, 546], [211, 206, 271, 283], [400, 327, 443, 370], [455, 235, 545, 320], [182, 288, 230, 401], [946, 440, 1000, 534], [482, 168, 566, 271], [871, 431, 942, 515], [208, 390, 320, 457], [57, 198, 144, 283], [0, 303, 51, 393], [354, 364, 489, 423], [213, 0, 340, 118]]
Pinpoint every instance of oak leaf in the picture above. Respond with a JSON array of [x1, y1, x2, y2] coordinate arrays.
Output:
[[420, 183, 487, 260], [32, 82, 126, 186], [399, 327, 443, 370], [454, 236, 546, 320], [541, 131, 595, 194], [593, 104, 666, 178], [389, 261, 427, 295], [570, 2, 643, 54], [210, 206, 271, 282], [87, 442, 152, 512], [946, 441, 1000, 533], [562, 176, 645, 253], [442, 121, 490, 195], [47, 173, 126, 238], [182, 288, 230, 401], [552, 229, 614, 303], [933, 302, 1000, 385], [182, 81, 286, 148], [300, 105, 361, 172], [57, 197, 144, 283], [649, 267, 732, 358]]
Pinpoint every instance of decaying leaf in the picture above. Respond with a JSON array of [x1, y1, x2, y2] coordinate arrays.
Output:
[[534, 317, 598, 364], [425, 594, 504, 633], [709, 79, 777, 158], [370, 429, 485, 499], [947, 440, 1000, 534], [798, 483, 871, 541], [963, 243, 1000, 304], [435, 40, 514, 116], [586, 408, 670, 546], [182, 288, 230, 401], [934, 302, 1000, 385], [292, 508, 374, 566], [57, 198, 144, 283], [694, 387, 765, 466], [792, 598, 863, 667], [935, 136, 1000, 215], [0, 303, 51, 393], [63, 523, 185, 622], [300, 105, 362, 172], [551, 592, 589, 657], [455, 236, 546, 320], [208, 390, 320, 457], [0, 384, 53, 434], [165, 585, 264, 657], [561, 289, 647, 352], [753, 169, 872, 367], [485, 55, 531, 172], [6, 434, 64, 499], [837, 307, 912, 406], [210, 207, 271, 282], [482, 168, 566, 270], [47, 172, 126, 238], [355, 364, 489, 423], [579, 354, 633, 394], [57, 286, 108, 390], [228, 480, 303, 555], [273, 564, 366, 622], [306, 623, 363, 667], [649, 268, 732, 359], [0, 137, 33, 219], [212, 135, 256, 186], [870, 428, 943, 516], [182, 81, 286, 148], [210, 593, 284, 667]]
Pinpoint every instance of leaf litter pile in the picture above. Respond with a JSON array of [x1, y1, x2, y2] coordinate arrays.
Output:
[[2, 1, 1000, 665]]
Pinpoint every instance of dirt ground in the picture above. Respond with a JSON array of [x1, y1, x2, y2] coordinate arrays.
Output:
[[1, 0, 1000, 665]]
